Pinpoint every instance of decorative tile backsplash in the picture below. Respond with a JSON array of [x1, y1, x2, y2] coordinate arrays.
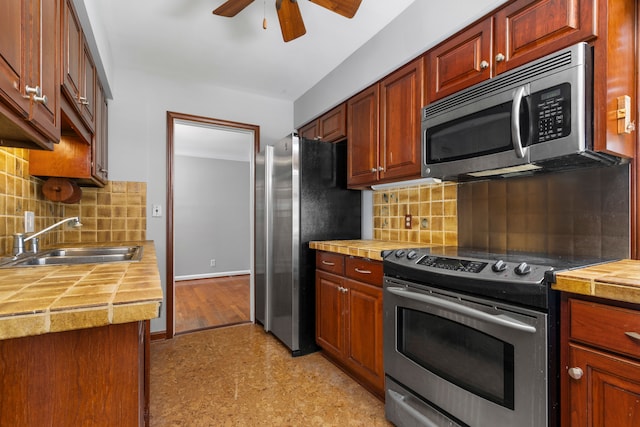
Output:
[[373, 182, 458, 246], [0, 147, 146, 255]]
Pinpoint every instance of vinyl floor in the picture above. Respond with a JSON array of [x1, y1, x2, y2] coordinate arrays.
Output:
[[149, 323, 392, 426]]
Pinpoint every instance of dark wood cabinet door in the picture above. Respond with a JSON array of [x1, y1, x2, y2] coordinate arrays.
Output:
[[568, 343, 640, 427], [62, 0, 82, 106], [493, 0, 596, 74], [28, 0, 61, 142], [81, 43, 96, 131], [299, 120, 318, 140], [426, 18, 493, 103], [347, 84, 379, 187], [315, 270, 345, 359], [344, 278, 384, 394], [93, 83, 108, 183], [380, 58, 423, 181], [318, 103, 346, 142], [0, 0, 31, 116]]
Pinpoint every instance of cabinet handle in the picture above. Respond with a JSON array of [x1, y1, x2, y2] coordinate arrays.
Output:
[[480, 60, 489, 70], [495, 53, 505, 62], [322, 260, 335, 266], [79, 96, 89, 106], [355, 268, 372, 274], [568, 367, 583, 380], [625, 331, 640, 342], [338, 286, 348, 293]]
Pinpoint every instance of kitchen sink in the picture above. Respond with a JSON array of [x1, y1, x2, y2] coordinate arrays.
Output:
[[0, 245, 143, 268]]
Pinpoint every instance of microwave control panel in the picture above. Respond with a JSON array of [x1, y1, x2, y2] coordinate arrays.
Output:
[[532, 83, 571, 143]]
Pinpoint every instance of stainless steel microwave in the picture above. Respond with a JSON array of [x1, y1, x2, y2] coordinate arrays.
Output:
[[421, 43, 623, 181]]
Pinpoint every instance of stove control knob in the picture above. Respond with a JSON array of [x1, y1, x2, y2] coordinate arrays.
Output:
[[515, 262, 532, 276], [395, 250, 406, 258], [407, 250, 418, 260], [492, 260, 507, 273]]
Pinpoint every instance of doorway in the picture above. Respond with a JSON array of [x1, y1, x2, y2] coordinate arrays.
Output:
[[166, 111, 260, 338]]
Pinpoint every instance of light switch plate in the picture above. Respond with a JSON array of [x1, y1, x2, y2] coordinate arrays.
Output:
[[24, 211, 35, 233]]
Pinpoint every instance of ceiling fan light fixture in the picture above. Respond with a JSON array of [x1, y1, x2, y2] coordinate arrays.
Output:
[[212, 0, 362, 42]]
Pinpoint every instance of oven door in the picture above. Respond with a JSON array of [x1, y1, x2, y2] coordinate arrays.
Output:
[[383, 277, 548, 427]]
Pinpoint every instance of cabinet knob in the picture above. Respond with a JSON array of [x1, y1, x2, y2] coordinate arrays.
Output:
[[25, 85, 48, 105], [377, 166, 385, 172], [568, 367, 583, 380], [480, 60, 489, 70], [79, 96, 89, 106], [370, 168, 377, 173], [495, 53, 505, 62]]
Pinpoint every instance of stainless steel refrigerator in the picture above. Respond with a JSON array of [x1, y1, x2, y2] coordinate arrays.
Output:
[[255, 133, 361, 356]]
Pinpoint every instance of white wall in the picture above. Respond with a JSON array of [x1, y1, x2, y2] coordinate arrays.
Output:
[[174, 156, 251, 278], [107, 67, 292, 332]]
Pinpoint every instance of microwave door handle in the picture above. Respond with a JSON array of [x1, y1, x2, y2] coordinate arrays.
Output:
[[511, 85, 530, 159], [387, 286, 537, 333]]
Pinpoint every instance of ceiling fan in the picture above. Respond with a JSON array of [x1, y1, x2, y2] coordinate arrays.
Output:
[[212, 0, 363, 42]]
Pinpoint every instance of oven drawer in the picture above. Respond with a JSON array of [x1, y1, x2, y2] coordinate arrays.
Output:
[[570, 298, 640, 359], [316, 251, 344, 275], [346, 257, 383, 286]]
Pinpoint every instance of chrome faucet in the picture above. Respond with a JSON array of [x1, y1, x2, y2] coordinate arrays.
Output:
[[13, 216, 83, 256]]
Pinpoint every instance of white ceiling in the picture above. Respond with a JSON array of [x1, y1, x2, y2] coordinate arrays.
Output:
[[88, 0, 416, 102]]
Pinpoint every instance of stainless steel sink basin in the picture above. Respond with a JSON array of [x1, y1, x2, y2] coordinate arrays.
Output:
[[0, 245, 143, 268]]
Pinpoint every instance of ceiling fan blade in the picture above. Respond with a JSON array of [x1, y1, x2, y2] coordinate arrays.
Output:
[[309, 0, 362, 18], [212, 0, 255, 17], [276, 0, 306, 42]]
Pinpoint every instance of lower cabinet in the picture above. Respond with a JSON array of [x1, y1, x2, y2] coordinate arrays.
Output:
[[0, 321, 149, 426], [561, 295, 640, 426], [315, 251, 384, 398]]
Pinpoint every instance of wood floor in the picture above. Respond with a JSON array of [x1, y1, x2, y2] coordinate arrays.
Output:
[[175, 275, 250, 334]]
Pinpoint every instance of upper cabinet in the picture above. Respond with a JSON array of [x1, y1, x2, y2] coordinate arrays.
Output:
[[61, 0, 96, 133], [29, 0, 109, 187], [0, 0, 61, 150], [299, 103, 347, 143], [427, 0, 597, 103], [347, 58, 423, 188]]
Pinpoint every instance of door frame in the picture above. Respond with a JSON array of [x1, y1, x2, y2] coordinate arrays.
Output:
[[166, 111, 260, 338]]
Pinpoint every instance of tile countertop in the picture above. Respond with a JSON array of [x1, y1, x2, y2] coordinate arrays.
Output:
[[0, 240, 163, 340], [309, 239, 432, 261], [552, 259, 640, 305]]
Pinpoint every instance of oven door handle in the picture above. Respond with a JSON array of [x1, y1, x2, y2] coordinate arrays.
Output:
[[387, 287, 537, 334]]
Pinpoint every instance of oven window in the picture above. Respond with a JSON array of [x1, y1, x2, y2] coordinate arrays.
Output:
[[398, 308, 515, 409]]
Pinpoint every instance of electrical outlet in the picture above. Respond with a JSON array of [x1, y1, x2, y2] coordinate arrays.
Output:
[[152, 204, 162, 217], [404, 214, 412, 229], [210, 259, 216, 267]]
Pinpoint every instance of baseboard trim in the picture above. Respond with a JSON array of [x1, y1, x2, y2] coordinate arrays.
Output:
[[175, 270, 250, 281]]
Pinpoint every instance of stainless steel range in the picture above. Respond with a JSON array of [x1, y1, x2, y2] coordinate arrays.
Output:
[[382, 247, 606, 427]]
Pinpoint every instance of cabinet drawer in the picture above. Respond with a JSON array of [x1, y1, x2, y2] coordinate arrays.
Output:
[[345, 257, 383, 287], [316, 251, 344, 275], [570, 299, 640, 359]]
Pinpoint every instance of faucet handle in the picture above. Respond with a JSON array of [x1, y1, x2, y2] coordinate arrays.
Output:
[[13, 233, 25, 256], [29, 237, 39, 254]]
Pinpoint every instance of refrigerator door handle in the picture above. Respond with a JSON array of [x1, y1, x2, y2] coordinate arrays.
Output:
[[264, 146, 274, 332]]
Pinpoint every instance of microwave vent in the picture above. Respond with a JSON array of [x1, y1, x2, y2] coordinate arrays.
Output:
[[424, 44, 582, 119]]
